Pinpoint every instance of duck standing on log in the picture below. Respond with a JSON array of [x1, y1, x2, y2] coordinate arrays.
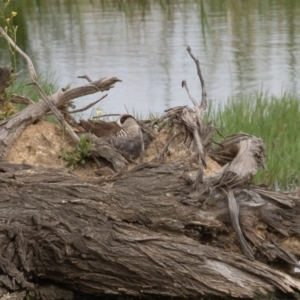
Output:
[[79, 114, 153, 159]]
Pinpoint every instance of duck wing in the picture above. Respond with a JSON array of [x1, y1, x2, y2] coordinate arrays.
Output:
[[79, 119, 120, 137]]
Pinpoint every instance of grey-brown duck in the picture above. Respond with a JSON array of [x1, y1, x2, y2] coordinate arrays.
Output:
[[79, 114, 152, 159]]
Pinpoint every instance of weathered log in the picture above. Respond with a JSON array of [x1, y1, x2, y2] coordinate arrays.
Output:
[[0, 162, 300, 299]]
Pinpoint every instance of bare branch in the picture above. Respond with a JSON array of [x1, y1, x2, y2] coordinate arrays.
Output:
[[9, 94, 35, 105], [181, 80, 203, 129], [69, 94, 108, 114], [78, 75, 93, 83], [0, 27, 37, 81], [159, 132, 181, 160], [150, 106, 187, 127], [186, 45, 207, 109], [30, 82, 80, 143], [182, 108, 207, 186], [93, 113, 120, 119]]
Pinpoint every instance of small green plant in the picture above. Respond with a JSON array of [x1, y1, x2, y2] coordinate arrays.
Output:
[[0, 0, 18, 79], [0, 0, 20, 118], [61, 135, 94, 169]]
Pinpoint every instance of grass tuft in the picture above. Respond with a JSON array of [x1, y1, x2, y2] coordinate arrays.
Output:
[[205, 92, 300, 189], [11, 72, 59, 103], [61, 135, 94, 169]]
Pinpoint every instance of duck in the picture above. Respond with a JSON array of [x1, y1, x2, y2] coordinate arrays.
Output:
[[79, 114, 152, 159], [79, 114, 140, 138]]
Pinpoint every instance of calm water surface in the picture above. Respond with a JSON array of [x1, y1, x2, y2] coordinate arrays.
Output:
[[1, 0, 300, 118]]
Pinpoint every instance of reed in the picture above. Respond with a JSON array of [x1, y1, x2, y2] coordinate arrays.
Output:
[[205, 92, 300, 189]]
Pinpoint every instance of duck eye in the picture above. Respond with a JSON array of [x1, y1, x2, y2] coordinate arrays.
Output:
[[120, 116, 127, 124]]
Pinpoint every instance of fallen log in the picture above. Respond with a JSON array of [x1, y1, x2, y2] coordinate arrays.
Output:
[[0, 162, 300, 300]]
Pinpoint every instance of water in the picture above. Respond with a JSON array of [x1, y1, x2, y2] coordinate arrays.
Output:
[[1, 0, 300, 118]]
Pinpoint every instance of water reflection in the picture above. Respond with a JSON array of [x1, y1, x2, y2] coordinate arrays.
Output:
[[0, 0, 299, 118]]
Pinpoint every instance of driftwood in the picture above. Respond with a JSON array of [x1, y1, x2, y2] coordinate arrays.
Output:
[[0, 36, 300, 299]]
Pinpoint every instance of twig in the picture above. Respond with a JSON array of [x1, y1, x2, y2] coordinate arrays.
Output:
[[93, 113, 120, 119], [182, 80, 203, 129], [0, 27, 37, 81], [31, 82, 80, 143], [182, 108, 207, 187], [159, 132, 181, 160], [181, 80, 198, 107], [186, 45, 207, 109], [78, 75, 93, 83], [181, 46, 210, 183], [138, 127, 145, 164], [136, 121, 156, 141], [150, 106, 187, 127], [77, 75, 106, 94], [9, 94, 35, 105], [69, 94, 108, 114]]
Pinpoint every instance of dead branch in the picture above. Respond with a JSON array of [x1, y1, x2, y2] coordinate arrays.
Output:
[[158, 131, 182, 160], [150, 105, 188, 127], [186, 45, 207, 109], [182, 108, 207, 186], [93, 113, 120, 119], [78, 75, 93, 83], [9, 94, 34, 105], [31, 81, 80, 143], [223, 187, 255, 261], [182, 79, 205, 129], [0, 27, 37, 81], [69, 94, 108, 114]]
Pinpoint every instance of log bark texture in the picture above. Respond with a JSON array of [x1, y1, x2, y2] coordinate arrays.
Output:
[[0, 162, 300, 299]]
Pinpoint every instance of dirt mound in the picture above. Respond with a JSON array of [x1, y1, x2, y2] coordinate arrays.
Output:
[[7, 120, 68, 168], [6, 120, 220, 177]]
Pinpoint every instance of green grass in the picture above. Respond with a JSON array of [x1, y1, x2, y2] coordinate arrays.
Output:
[[11, 72, 59, 103], [10, 73, 60, 124], [205, 92, 300, 189], [0, 72, 60, 120], [61, 135, 94, 169]]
